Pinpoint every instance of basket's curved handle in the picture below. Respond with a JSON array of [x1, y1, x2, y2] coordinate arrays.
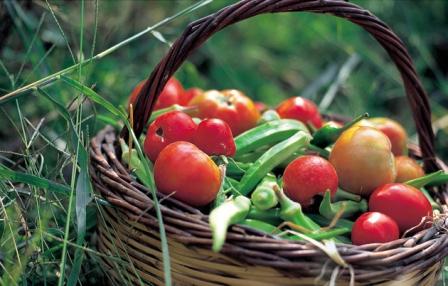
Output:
[[122, 0, 439, 173]]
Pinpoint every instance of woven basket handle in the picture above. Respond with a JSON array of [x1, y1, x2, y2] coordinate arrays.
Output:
[[122, 0, 440, 173]]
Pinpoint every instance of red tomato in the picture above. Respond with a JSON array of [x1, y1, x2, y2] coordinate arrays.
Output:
[[329, 126, 396, 196], [193, 118, 236, 157], [189, 89, 260, 136], [369, 183, 433, 233], [143, 111, 197, 162], [154, 141, 221, 207], [276, 97, 323, 128], [395, 156, 425, 183], [351, 212, 399, 245], [183, 88, 203, 105], [367, 118, 408, 156], [254, 101, 268, 113], [283, 155, 338, 206], [127, 77, 185, 111]]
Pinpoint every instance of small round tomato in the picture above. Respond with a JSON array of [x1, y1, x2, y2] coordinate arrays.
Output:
[[183, 88, 203, 106], [189, 89, 260, 135], [127, 80, 145, 110], [367, 118, 408, 156], [193, 118, 236, 157], [276, 97, 323, 128], [283, 155, 338, 206], [395, 156, 425, 183], [369, 183, 433, 233], [351, 212, 399, 245], [329, 126, 396, 196], [154, 141, 221, 207], [143, 111, 196, 162]]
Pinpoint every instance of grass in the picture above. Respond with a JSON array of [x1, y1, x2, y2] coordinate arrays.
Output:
[[0, 0, 447, 285]]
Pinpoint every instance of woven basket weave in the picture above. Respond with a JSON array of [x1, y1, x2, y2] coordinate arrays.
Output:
[[90, 0, 448, 285]]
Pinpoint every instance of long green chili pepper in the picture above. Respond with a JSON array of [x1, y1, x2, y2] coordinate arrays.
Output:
[[226, 158, 253, 179], [334, 188, 362, 202], [240, 219, 281, 235], [247, 208, 283, 225], [258, 110, 281, 124], [119, 139, 152, 187], [238, 131, 311, 195], [311, 113, 369, 148], [274, 187, 321, 232], [234, 146, 270, 163], [406, 170, 448, 189], [234, 119, 308, 159], [251, 174, 279, 210], [421, 187, 441, 211], [209, 196, 251, 252], [307, 214, 354, 230], [319, 191, 368, 220]]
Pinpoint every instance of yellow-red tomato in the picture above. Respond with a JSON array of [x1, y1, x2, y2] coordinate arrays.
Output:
[[183, 88, 203, 105], [276, 97, 323, 128], [351, 212, 399, 245], [188, 89, 260, 135], [154, 142, 221, 207], [361, 118, 408, 156], [329, 126, 396, 196], [395, 156, 425, 183]]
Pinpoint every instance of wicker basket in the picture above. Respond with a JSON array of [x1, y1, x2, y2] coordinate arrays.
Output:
[[90, 0, 448, 285]]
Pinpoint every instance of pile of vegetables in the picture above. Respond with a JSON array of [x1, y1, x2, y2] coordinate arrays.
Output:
[[124, 77, 448, 252]]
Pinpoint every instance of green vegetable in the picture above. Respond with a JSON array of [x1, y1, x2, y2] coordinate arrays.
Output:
[[311, 113, 368, 148], [213, 165, 228, 208], [288, 227, 350, 241], [405, 170, 448, 189], [119, 138, 152, 187], [226, 158, 252, 179], [251, 173, 279, 210], [240, 219, 280, 235], [274, 187, 320, 232], [258, 110, 281, 124], [238, 131, 311, 195], [319, 191, 368, 219], [209, 196, 251, 252], [247, 208, 283, 225], [148, 104, 197, 123], [334, 188, 362, 202], [234, 119, 308, 159], [421, 188, 441, 211], [307, 214, 354, 230]]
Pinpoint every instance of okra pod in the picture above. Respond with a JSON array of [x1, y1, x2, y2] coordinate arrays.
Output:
[[258, 110, 281, 124], [247, 208, 283, 225], [240, 219, 281, 235], [209, 196, 251, 252], [319, 191, 368, 219], [234, 119, 308, 159], [251, 173, 279, 210], [238, 131, 311, 195]]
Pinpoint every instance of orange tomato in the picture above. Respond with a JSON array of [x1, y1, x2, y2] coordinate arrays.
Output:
[[395, 156, 425, 183]]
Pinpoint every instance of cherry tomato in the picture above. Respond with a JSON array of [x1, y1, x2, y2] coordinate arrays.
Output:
[[395, 156, 425, 183], [369, 183, 433, 233], [366, 118, 408, 156], [143, 111, 197, 162], [193, 118, 236, 157], [127, 77, 186, 111], [183, 88, 203, 106], [283, 155, 338, 207], [154, 141, 221, 207], [351, 212, 399, 245], [329, 126, 396, 196], [189, 89, 260, 135], [276, 97, 323, 128]]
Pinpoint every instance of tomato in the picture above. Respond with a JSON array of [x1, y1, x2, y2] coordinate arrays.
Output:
[[183, 88, 203, 106], [351, 212, 399, 245], [276, 97, 323, 128], [143, 111, 197, 162], [154, 141, 221, 207], [254, 101, 268, 113], [365, 118, 408, 156], [127, 77, 186, 111], [283, 155, 338, 206], [193, 118, 236, 157], [329, 126, 396, 196], [395, 156, 425, 183], [189, 89, 260, 135], [369, 183, 433, 233]]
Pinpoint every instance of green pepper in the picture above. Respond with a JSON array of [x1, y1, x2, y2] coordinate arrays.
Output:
[[307, 214, 354, 230], [334, 188, 362, 202], [274, 187, 320, 232], [247, 208, 283, 225], [238, 131, 311, 195], [239, 219, 281, 235], [405, 170, 448, 189], [311, 113, 368, 148], [234, 119, 309, 159], [287, 227, 350, 241], [251, 173, 279, 210], [209, 196, 251, 252], [319, 191, 368, 220], [119, 138, 152, 187], [226, 158, 253, 179]]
